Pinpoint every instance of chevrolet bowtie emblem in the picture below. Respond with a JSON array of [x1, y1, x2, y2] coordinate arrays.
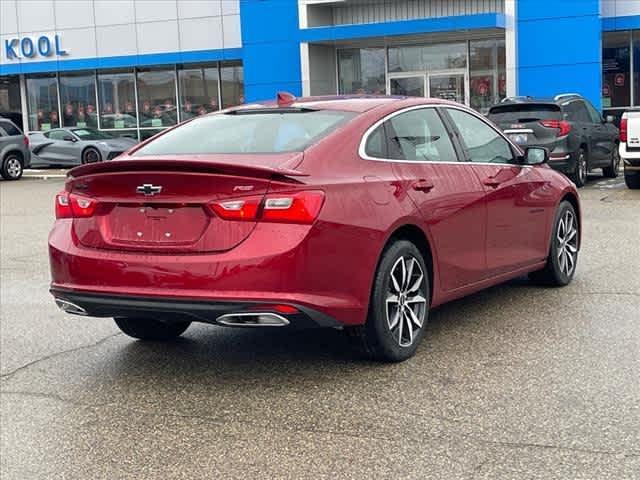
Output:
[[136, 184, 163, 196]]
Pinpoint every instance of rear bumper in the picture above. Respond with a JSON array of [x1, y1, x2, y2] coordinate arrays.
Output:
[[49, 219, 371, 326], [50, 288, 341, 329], [546, 152, 576, 175]]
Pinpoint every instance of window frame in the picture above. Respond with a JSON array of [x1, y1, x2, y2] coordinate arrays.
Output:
[[439, 105, 524, 166], [358, 105, 464, 163]]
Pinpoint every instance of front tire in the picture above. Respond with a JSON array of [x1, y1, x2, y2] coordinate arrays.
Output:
[[114, 317, 191, 341], [347, 240, 430, 362], [1, 154, 23, 180], [602, 146, 620, 178], [570, 148, 587, 187], [529, 201, 579, 286]]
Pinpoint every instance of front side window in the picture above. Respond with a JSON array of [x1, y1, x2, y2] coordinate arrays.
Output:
[[71, 128, 114, 140], [133, 110, 355, 156], [47, 129, 71, 141], [382, 108, 457, 162], [446, 108, 513, 164]]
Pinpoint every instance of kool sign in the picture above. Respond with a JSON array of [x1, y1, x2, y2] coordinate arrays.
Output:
[[4, 34, 68, 60]]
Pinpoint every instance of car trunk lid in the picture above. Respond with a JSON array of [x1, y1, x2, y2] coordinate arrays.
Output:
[[66, 155, 305, 253]]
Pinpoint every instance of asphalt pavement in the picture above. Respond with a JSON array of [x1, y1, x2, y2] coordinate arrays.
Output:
[[1, 172, 639, 479]]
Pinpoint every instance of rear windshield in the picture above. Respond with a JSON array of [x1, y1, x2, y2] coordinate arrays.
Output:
[[133, 109, 355, 156], [488, 104, 561, 123], [0, 120, 21, 136]]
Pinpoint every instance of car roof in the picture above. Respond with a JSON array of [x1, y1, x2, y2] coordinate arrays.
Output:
[[230, 95, 462, 114], [495, 94, 584, 108]]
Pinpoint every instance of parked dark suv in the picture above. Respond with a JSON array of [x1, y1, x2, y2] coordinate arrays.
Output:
[[0, 117, 30, 180], [487, 94, 620, 187]]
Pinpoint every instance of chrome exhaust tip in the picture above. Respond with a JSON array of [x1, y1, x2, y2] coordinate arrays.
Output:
[[55, 298, 89, 316], [216, 312, 290, 327]]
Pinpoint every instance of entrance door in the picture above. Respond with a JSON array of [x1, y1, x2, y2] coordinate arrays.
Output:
[[428, 72, 467, 104], [388, 75, 426, 97]]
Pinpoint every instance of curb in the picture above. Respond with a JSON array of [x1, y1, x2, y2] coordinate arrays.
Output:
[[21, 174, 67, 180], [22, 169, 68, 180]]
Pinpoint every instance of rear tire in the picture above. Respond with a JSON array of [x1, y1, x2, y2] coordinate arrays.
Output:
[[602, 147, 620, 178], [347, 240, 430, 362], [624, 170, 640, 189], [529, 201, 579, 287], [114, 317, 191, 341], [81, 147, 101, 164], [570, 148, 587, 187], [1, 153, 23, 180]]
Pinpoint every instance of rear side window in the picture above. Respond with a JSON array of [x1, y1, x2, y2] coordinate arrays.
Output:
[[0, 120, 21, 136], [446, 108, 514, 164], [364, 108, 457, 162], [563, 101, 591, 123], [133, 110, 355, 155], [365, 125, 386, 158], [386, 108, 457, 162], [584, 101, 603, 123], [488, 104, 561, 123]]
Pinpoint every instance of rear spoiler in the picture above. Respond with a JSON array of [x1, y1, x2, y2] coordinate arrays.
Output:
[[68, 158, 309, 180]]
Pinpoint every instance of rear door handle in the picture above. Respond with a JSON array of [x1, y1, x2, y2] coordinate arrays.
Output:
[[412, 178, 434, 192]]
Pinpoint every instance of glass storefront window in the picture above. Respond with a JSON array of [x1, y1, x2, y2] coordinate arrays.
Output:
[[178, 64, 220, 119], [634, 30, 640, 106], [97, 69, 137, 129], [337, 48, 386, 94], [602, 31, 631, 108], [26, 74, 59, 131], [0, 76, 23, 130], [470, 39, 506, 112], [220, 62, 244, 108], [137, 67, 178, 128], [59, 72, 98, 128], [388, 43, 467, 73]]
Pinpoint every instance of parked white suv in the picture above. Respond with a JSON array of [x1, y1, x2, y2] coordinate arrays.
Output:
[[619, 110, 640, 189]]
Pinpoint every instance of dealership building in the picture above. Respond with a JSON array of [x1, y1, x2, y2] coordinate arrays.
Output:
[[1, 0, 640, 140]]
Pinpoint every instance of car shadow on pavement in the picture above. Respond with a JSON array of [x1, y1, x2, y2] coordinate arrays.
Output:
[[98, 275, 545, 384]]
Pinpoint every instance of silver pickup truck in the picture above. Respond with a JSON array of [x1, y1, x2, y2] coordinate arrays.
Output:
[[620, 110, 640, 189]]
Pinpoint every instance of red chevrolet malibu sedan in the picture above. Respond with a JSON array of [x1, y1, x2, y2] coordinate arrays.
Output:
[[49, 95, 580, 362]]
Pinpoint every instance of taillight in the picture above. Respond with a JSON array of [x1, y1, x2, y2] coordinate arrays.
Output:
[[55, 192, 97, 219], [620, 117, 628, 142], [209, 191, 325, 224], [209, 196, 261, 221], [540, 120, 571, 137], [23, 135, 29, 147]]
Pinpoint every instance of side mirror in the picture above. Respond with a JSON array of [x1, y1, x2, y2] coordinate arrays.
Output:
[[523, 146, 548, 165], [63, 135, 76, 142], [606, 115, 615, 124]]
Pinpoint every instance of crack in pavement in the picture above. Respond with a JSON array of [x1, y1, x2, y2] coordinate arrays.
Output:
[[2, 389, 639, 461], [0, 332, 122, 382]]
